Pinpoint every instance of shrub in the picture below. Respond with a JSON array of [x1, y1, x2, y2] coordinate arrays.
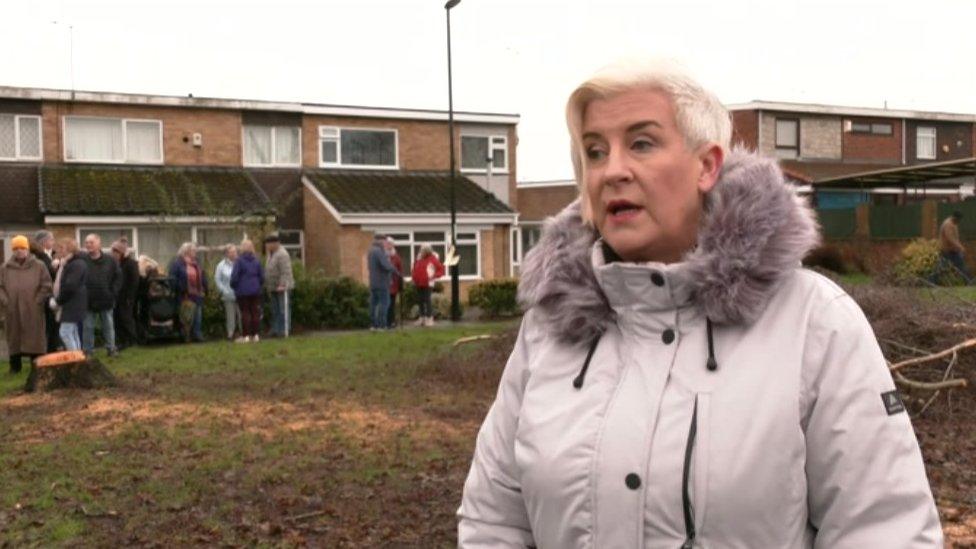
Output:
[[803, 245, 848, 274], [891, 238, 964, 286], [468, 278, 520, 318]]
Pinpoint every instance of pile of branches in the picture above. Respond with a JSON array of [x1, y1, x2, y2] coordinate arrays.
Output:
[[845, 282, 975, 416]]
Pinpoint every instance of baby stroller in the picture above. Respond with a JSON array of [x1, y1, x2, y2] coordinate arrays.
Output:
[[137, 276, 180, 343]]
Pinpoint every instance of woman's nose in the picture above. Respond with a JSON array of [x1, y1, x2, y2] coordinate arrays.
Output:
[[601, 146, 633, 186]]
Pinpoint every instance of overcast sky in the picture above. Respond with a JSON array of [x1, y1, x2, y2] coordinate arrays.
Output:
[[2, 0, 975, 181]]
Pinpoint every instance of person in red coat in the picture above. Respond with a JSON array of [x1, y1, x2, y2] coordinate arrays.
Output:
[[386, 238, 404, 328], [410, 245, 445, 327]]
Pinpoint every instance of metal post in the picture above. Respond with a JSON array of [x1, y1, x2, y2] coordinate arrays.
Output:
[[445, 0, 461, 322]]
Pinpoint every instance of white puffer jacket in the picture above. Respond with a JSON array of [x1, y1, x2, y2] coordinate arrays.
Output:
[[458, 151, 942, 548]]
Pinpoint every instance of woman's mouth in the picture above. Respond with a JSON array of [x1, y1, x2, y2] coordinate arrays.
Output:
[[606, 200, 642, 222]]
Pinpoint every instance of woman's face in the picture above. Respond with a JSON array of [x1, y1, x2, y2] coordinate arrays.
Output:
[[12, 248, 28, 260], [581, 89, 721, 263]]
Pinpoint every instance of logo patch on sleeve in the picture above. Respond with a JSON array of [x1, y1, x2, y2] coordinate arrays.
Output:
[[881, 390, 906, 416]]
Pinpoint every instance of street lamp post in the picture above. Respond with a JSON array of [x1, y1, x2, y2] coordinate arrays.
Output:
[[445, 0, 461, 322]]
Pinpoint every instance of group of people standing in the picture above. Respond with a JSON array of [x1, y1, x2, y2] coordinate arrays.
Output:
[[210, 235, 294, 343], [165, 234, 293, 344], [0, 231, 138, 373], [1, 231, 295, 374], [366, 234, 445, 331]]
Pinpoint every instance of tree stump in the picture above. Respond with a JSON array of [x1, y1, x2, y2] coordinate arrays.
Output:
[[25, 351, 118, 393]]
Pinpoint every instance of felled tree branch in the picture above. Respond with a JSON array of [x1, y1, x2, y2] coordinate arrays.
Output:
[[888, 337, 976, 372], [894, 372, 968, 391]]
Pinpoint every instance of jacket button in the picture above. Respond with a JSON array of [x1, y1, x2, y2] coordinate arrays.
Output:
[[625, 473, 641, 490], [650, 272, 665, 286], [662, 329, 675, 344]]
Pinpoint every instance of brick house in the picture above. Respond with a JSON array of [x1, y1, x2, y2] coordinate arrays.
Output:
[[0, 86, 519, 294], [728, 101, 976, 208]]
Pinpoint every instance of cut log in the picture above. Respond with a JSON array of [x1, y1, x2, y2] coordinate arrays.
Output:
[[25, 351, 118, 393]]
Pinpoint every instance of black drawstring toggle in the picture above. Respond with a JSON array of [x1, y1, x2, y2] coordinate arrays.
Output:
[[705, 317, 718, 372], [573, 335, 602, 389]]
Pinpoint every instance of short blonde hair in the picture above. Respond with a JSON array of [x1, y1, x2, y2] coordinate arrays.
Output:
[[566, 58, 732, 221], [177, 241, 196, 258], [240, 239, 255, 254]]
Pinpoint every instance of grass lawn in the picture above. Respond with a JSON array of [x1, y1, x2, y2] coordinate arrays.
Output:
[[0, 322, 518, 547]]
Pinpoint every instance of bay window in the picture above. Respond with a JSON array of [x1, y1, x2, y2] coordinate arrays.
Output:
[[386, 229, 481, 279]]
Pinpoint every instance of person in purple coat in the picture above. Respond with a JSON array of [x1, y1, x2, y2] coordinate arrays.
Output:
[[230, 239, 264, 343]]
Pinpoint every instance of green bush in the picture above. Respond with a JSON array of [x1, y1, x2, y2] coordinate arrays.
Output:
[[468, 278, 520, 318], [892, 238, 964, 286]]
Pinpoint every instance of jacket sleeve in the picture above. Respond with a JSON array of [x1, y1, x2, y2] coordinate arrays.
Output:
[[458, 317, 536, 547], [57, 262, 80, 306], [433, 257, 446, 279], [0, 268, 7, 309], [111, 261, 123, 298], [37, 264, 53, 303], [229, 262, 240, 291], [281, 254, 294, 289], [802, 294, 943, 548], [127, 262, 140, 301]]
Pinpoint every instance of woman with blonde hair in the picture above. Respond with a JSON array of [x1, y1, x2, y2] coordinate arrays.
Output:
[[458, 59, 942, 547], [171, 242, 207, 343], [230, 239, 264, 343], [50, 238, 87, 351], [410, 244, 444, 327]]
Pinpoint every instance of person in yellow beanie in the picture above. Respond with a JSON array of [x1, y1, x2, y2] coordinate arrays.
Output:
[[11, 235, 29, 251], [1, 235, 53, 374]]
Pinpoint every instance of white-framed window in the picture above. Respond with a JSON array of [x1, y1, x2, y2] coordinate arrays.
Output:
[[510, 223, 541, 276], [243, 125, 301, 167], [278, 229, 304, 264], [318, 126, 398, 169], [64, 116, 163, 164], [461, 135, 508, 173], [917, 127, 937, 160], [76, 225, 246, 268], [774, 119, 799, 159], [0, 114, 42, 161], [386, 229, 481, 280]]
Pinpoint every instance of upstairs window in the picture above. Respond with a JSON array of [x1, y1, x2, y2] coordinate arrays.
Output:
[[319, 127, 397, 169], [64, 117, 162, 164], [0, 114, 42, 161], [850, 121, 893, 135], [461, 135, 508, 172], [916, 127, 937, 160], [774, 119, 799, 159], [243, 125, 301, 167]]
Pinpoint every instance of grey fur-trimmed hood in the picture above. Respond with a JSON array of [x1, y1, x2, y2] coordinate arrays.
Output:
[[517, 148, 820, 344]]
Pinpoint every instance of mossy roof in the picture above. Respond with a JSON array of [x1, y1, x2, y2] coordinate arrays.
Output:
[[40, 165, 274, 216], [303, 170, 513, 214]]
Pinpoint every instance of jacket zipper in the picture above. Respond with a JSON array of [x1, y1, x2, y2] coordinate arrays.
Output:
[[680, 397, 699, 549]]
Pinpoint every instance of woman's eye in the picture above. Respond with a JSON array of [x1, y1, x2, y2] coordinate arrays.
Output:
[[585, 147, 606, 161], [632, 139, 654, 152]]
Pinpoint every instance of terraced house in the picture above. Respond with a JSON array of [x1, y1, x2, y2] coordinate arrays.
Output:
[[0, 86, 519, 295]]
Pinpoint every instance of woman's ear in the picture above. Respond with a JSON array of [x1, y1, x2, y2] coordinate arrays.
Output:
[[696, 143, 724, 194]]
